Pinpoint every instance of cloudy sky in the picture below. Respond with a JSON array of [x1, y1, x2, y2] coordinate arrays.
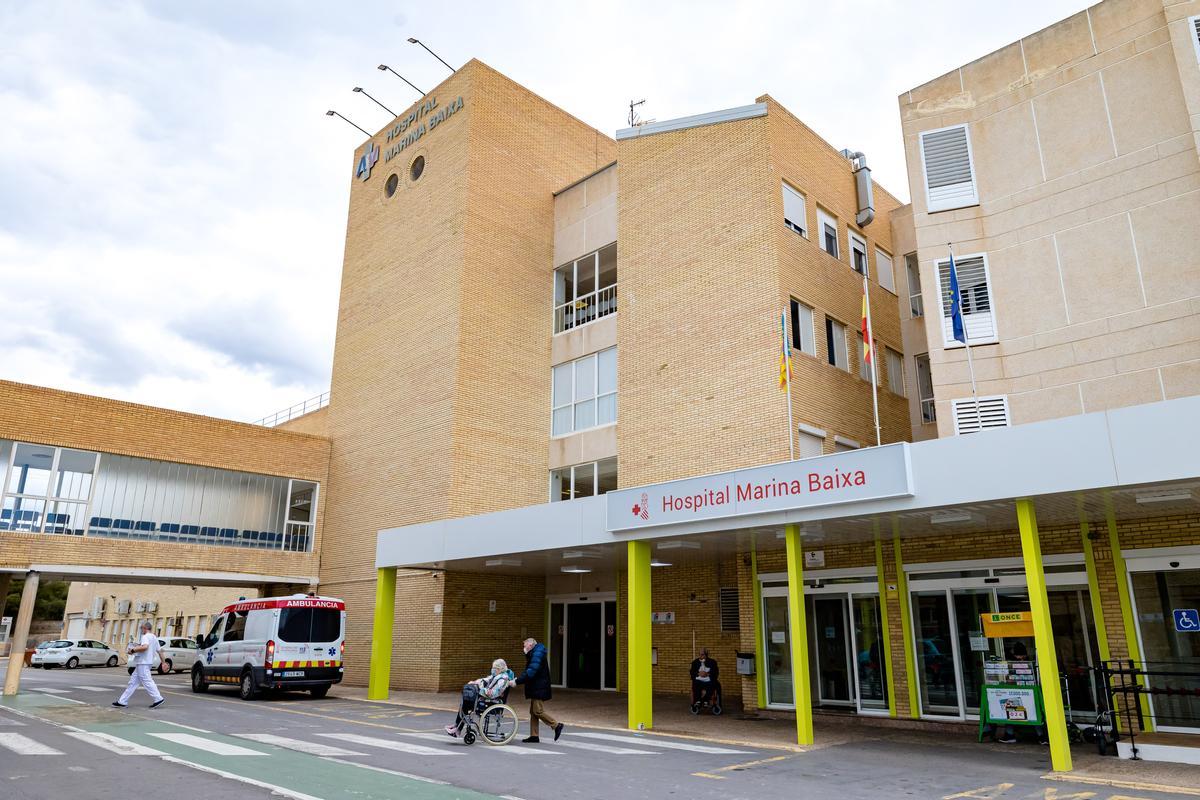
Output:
[[1, 0, 1090, 423]]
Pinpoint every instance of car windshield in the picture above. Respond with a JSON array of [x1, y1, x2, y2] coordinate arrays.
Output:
[[278, 608, 341, 643], [47, 641, 72, 648]]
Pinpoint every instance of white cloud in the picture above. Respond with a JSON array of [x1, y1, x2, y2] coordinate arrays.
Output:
[[0, 0, 1090, 421]]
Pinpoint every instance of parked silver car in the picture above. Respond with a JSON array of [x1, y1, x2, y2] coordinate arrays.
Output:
[[30, 639, 120, 669]]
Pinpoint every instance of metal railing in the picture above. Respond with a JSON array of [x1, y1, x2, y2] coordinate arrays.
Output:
[[255, 391, 330, 427], [554, 284, 617, 333], [1099, 659, 1200, 759]]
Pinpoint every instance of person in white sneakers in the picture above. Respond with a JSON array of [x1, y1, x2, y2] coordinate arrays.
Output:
[[113, 621, 165, 709]]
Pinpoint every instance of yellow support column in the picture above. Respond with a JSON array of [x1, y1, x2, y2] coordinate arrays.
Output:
[[751, 539, 767, 710], [1105, 495, 1153, 731], [893, 524, 920, 718], [1078, 499, 1110, 662], [783, 524, 813, 746], [367, 567, 396, 701], [1016, 499, 1072, 772], [627, 540, 653, 730], [874, 526, 896, 718]]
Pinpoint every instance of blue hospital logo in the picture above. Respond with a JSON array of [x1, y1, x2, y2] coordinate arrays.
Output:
[[356, 141, 380, 181], [328, 647, 337, 657], [206, 649, 215, 664]]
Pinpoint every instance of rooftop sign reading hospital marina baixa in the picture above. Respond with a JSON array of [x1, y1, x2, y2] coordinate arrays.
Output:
[[606, 443, 913, 532], [383, 95, 464, 163]]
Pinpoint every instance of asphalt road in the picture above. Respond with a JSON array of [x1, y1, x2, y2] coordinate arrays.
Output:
[[0, 663, 1190, 800]]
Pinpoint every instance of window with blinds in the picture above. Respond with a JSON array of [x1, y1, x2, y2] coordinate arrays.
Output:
[[952, 396, 1010, 434], [937, 254, 996, 345], [886, 348, 904, 395], [920, 124, 978, 212], [782, 182, 807, 237], [1190, 16, 1200, 65], [876, 249, 895, 293], [789, 298, 816, 356], [718, 587, 740, 632]]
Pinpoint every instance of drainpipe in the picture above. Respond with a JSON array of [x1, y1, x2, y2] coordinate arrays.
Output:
[[842, 150, 875, 228]]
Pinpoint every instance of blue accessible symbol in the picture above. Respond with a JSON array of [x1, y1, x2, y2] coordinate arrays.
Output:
[[1173, 609, 1199, 633]]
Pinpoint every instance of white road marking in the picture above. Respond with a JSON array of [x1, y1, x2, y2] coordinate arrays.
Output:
[[572, 731, 751, 754], [69, 686, 112, 692], [158, 755, 323, 800], [0, 732, 64, 755], [551, 739, 653, 755], [65, 731, 167, 755], [147, 732, 266, 756], [393, 731, 558, 754], [319, 732, 460, 756], [321, 756, 451, 784], [234, 733, 366, 756], [29, 687, 71, 694], [0, 716, 25, 726]]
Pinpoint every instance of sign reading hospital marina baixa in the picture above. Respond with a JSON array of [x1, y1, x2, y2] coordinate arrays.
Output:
[[606, 443, 913, 532]]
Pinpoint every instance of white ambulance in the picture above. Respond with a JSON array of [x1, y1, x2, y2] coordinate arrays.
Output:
[[191, 594, 345, 700]]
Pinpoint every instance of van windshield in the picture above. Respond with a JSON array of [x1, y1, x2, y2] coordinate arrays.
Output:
[[277, 608, 341, 643]]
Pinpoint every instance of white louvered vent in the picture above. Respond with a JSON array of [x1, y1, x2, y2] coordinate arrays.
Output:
[[1190, 16, 1200, 65], [953, 396, 1010, 434], [920, 125, 978, 212], [718, 586, 740, 632], [938, 254, 996, 345]]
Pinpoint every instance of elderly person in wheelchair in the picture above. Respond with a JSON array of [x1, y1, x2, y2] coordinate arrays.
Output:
[[445, 658, 520, 745], [690, 648, 722, 715]]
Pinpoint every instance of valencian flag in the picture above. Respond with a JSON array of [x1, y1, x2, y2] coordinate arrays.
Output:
[[778, 311, 792, 390], [948, 252, 966, 343], [860, 278, 873, 377]]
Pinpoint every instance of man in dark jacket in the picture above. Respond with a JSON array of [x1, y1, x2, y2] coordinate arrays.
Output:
[[513, 637, 563, 743], [690, 648, 720, 708]]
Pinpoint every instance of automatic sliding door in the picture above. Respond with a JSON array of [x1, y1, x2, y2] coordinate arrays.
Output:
[[852, 595, 888, 711], [763, 594, 792, 706], [953, 589, 995, 715], [913, 591, 958, 715]]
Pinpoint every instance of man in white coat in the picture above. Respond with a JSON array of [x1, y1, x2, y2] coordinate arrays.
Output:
[[113, 621, 165, 709]]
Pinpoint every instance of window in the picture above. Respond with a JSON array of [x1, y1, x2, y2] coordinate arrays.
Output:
[[1, 443, 98, 535], [886, 348, 905, 395], [278, 608, 341, 643], [825, 317, 848, 370], [782, 182, 807, 237], [1190, 16, 1200, 65], [285, 479, 318, 553], [906, 253, 923, 317], [876, 249, 895, 293], [554, 243, 617, 333], [858, 333, 874, 381], [817, 208, 839, 258], [551, 348, 617, 436], [849, 230, 868, 276], [916, 354, 935, 423], [834, 435, 860, 452], [719, 587, 740, 632], [796, 424, 825, 458], [937, 254, 996, 345], [920, 124, 978, 212], [550, 458, 617, 501], [952, 396, 1010, 434], [789, 299, 816, 356]]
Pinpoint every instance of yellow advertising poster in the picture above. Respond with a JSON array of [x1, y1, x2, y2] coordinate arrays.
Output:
[[980, 611, 1034, 637]]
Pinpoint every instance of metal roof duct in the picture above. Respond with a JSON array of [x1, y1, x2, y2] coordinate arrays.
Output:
[[841, 149, 875, 228]]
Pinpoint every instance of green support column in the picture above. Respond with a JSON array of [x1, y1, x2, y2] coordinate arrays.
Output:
[[893, 523, 920, 718], [627, 540, 653, 730], [751, 538, 767, 710], [367, 567, 397, 701], [783, 524, 813, 746], [874, 526, 896, 718], [1016, 499, 1072, 772]]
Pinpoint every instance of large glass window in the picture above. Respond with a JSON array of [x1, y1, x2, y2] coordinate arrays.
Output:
[[554, 243, 617, 333], [1131, 567, 1200, 731], [550, 458, 617, 501], [551, 348, 617, 436], [1, 442, 98, 535]]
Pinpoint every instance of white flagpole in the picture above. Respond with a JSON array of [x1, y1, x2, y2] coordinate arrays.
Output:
[[783, 309, 795, 460], [949, 242, 981, 427], [863, 277, 882, 447]]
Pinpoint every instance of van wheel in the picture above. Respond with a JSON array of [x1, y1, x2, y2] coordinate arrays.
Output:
[[158, 659, 172, 675], [191, 667, 209, 693], [107, 656, 118, 667], [66, 657, 79, 669], [239, 670, 259, 701], [309, 685, 329, 699]]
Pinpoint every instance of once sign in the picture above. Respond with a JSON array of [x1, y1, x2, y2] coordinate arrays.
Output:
[[607, 443, 913, 532]]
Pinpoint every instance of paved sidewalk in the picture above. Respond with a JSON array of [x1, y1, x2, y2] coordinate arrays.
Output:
[[341, 684, 1200, 792]]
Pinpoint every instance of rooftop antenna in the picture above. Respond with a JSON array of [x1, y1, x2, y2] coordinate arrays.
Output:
[[628, 98, 646, 127]]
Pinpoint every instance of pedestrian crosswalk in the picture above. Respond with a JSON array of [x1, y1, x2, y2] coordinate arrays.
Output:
[[0, 731, 63, 755], [234, 733, 366, 757]]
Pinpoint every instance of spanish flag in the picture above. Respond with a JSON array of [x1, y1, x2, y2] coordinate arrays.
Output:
[[779, 311, 792, 390], [861, 277, 874, 377]]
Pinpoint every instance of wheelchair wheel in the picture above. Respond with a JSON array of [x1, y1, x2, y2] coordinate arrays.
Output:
[[690, 702, 701, 715], [712, 703, 723, 716], [479, 703, 519, 746], [463, 728, 477, 746]]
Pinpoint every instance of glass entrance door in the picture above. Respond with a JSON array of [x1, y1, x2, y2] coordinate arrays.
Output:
[[763, 593, 793, 706], [812, 596, 853, 706], [548, 596, 616, 690], [1131, 567, 1200, 732], [852, 595, 888, 711], [913, 591, 959, 715]]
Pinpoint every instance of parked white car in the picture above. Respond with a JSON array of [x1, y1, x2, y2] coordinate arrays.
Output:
[[125, 637, 202, 675], [30, 639, 120, 669]]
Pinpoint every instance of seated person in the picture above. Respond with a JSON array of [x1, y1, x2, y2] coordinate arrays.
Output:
[[690, 648, 719, 706], [446, 658, 514, 737]]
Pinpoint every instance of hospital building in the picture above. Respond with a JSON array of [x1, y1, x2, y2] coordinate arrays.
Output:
[[3, 0, 1200, 771]]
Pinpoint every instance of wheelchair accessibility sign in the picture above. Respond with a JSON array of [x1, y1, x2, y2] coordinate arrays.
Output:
[[1174, 609, 1199, 633]]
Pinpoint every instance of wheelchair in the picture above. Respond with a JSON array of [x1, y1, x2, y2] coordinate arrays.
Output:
[[690, 679, 723, 716], [459, 686, 520, 746]]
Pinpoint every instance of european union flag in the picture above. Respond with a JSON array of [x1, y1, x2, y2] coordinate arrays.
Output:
[[948, 252, 966, 343]]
